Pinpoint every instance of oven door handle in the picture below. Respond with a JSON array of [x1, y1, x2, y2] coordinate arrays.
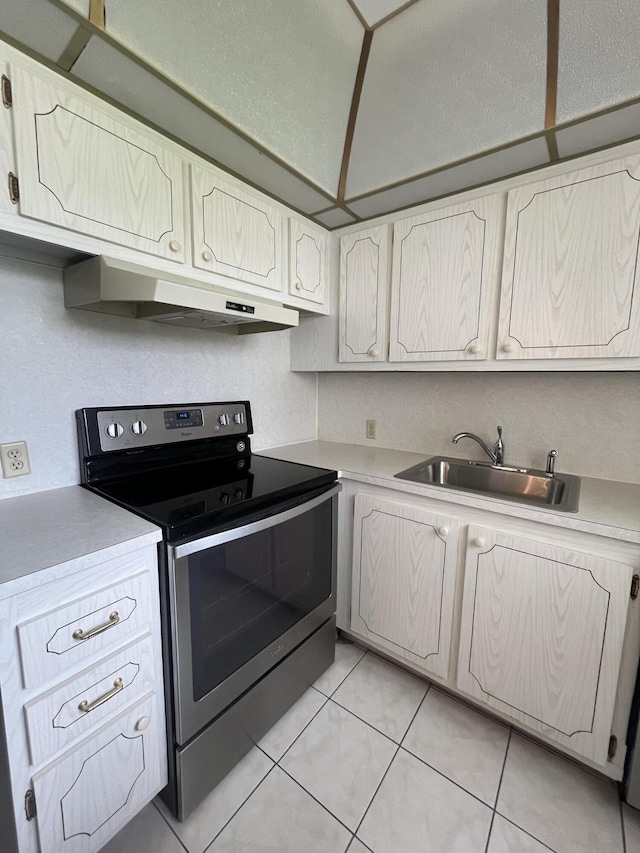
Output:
[[172, 483, 341, 558]]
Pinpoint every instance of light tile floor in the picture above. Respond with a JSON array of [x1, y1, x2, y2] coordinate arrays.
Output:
[[103, 640, 640, 853]]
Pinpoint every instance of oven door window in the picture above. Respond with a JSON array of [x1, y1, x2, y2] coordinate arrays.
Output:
[[187, 499, 332, 701]]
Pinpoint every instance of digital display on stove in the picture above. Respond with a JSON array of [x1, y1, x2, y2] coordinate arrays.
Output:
[[164, 409, 203, 429]]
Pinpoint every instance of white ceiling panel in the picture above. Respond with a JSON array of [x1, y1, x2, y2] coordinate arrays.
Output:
[[351, 0, 415, 27], [557, 0, 640, 124], [71, 37, 333, 214], [347, 137, 550, 218], [312, 208, 359, 227], [101, 0, 364, 196], [346, 0, 547, 198], [0, 0, 80, 62], [557, 103, 640, 160]]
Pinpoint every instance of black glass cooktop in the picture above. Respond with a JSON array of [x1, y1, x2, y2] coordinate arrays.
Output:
[[88, 454, 337, 542]]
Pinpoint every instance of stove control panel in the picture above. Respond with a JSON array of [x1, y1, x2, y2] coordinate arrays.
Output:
[[91, 402, 250, 452]]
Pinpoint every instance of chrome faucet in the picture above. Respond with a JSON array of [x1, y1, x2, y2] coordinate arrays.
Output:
[[452, 426, 504, 466]]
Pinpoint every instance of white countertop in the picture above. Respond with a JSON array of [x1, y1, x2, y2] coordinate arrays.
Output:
[[0, 485, 161, 597], [261, 441, 640, 544]]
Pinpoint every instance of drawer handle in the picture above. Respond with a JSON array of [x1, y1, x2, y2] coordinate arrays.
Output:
[[72, 610, 120, 641], [78, 677, 124, 713]]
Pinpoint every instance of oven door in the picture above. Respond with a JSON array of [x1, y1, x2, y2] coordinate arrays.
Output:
[[166, 483, 339, 744]]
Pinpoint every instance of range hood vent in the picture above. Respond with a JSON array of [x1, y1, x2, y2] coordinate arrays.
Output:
[[63, 256, 299, 334]]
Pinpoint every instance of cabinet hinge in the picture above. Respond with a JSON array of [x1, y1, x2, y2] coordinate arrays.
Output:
[[24, 789, 36, 821], [1, 75, 12, 108], [8, 172, 19, 204], [608, 735, 617, 760], [631, 574, 639, 600]]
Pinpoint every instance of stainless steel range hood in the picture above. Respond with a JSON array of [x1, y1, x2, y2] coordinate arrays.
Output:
[[63, 255, 299, 333]]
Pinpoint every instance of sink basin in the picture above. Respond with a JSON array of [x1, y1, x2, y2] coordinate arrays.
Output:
[[394, 456, 580, 512]]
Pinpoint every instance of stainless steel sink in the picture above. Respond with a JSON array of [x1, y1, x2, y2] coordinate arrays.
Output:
[[394, 456, 580, 512]]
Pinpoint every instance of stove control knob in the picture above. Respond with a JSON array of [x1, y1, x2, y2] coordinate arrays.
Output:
[[233, 412, 245, 425], [131, 420, 148, 436], [220, 492, 230, 505], [218, 414, 230, 426], [106, 422, 124, 439]]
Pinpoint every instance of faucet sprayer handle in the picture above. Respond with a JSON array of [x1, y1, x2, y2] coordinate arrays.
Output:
[[497, 426, 502, 439], [546, 449, 557, 477]]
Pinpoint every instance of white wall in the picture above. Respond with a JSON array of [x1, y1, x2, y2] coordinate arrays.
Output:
[[317, 371, 640, 484], [0, 256, 318, 499]]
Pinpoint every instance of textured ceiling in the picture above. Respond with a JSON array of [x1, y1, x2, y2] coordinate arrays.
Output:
[[0, 0, 639, 225]]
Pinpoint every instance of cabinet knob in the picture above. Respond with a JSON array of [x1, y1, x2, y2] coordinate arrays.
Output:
[[295, 281, 303, 291], [135, 716, 151, 732], [169, 240, 181, 253], [473, 537, 486, 548], [469, 344, 481, 354], [438, 526, 449, 536], [502, 342, 513, 353], [367, 346, 378, 357], [202, 250, 213, 262]]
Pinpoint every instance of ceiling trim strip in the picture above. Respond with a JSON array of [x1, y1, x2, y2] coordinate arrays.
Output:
[[342, 92, 640, 205], [345, 0, 368, 30], [545, 130, 559, 161], [55, 26, 338, 208], [57, 26, 92, 72], [371, 0, 423, 31], [338, 29, 373, 203], [545, 0, 559, 129], [89, 0, 106, 30]]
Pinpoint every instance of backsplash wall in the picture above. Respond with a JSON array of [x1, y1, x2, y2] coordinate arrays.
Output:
[[317, 371, 640, 484], [0, 255, 317, 499]]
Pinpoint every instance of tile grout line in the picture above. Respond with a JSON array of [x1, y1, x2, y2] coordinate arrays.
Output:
[[200, 763, 279, 853], [491, 812, 559, 853], [350, 683, 433, 842], [151, 799, 190, 853], [277, 762, 356, 836], [619, 797, 627, 853], [483, 727, 513, 853], [314, 647, 367, 700], [270, 691, 330, 764]]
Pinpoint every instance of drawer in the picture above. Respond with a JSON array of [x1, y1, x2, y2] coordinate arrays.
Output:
[[18, 570, 153, 689], [24, 633, 157, 766], [32, 691, 166, 853]]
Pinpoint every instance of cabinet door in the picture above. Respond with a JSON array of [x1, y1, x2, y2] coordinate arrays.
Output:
[[498, 158, 640, 359], [288, 216, 328, 306], [351, 494, 458, 679], [9, 62, 186, 262], [339, 225, 390, 363], [32, 693, 165, 853], [190, 164, 283, 293], [457, 526, 634, 765], [389, 195, 502, 362]]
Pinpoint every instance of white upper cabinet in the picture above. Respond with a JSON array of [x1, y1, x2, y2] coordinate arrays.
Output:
[[350, 493, 459, 680], [498, 156, 640, 360], [190, 164, 283, 293], [457, 525, 634, 765], [339, 224, 390, 362], [8, 61, 186, 263], [389, 195, 503, 362], [288, 216, 328, 308]]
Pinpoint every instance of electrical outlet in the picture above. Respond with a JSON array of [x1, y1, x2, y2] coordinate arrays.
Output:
[[0, 441, 31, 478], [366, 419, 377, 440]]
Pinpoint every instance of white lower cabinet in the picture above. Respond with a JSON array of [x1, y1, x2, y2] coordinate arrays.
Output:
[[350, 494, 459, 680], [344, 481, 639, 775], [0, 546, 167, 853], [32, 693, 163, 853], [456, 525, 634, 765]]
